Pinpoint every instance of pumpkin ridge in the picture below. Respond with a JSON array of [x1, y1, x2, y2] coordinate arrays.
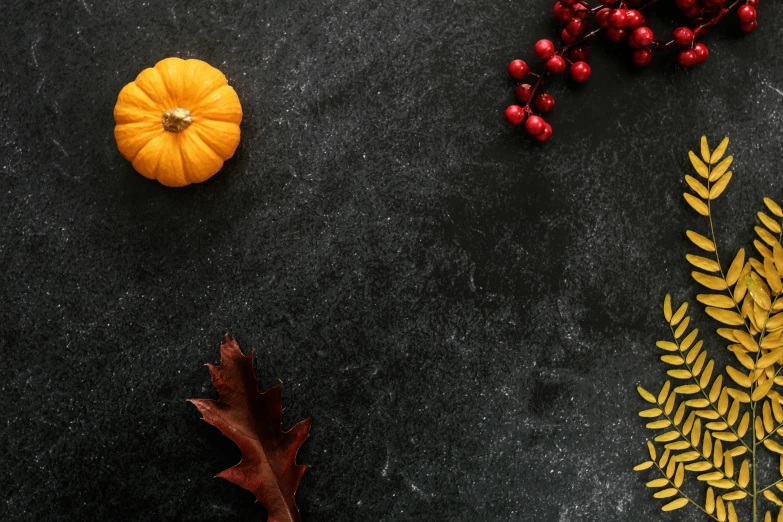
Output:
[[179, 130, 224, 184], [182, 59, 229, 107], [114, 86, 162, 125], [189, 85, 243, 125], [133, 135, 165, 180], [177, 137, 191, 185], [134, 67, 174, 110], [115, 122, 162, 162], [123, 82, 164, 114], [189, 123, 224, 159], [154, 57, 187, 105]]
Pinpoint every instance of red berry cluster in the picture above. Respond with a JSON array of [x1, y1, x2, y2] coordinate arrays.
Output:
[[505, 0, 760, 142]]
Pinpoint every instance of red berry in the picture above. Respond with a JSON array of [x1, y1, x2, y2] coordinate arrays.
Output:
[[565, 18, 586, 36], [632, 48, 653, 66], [632, 27, 654, 47], [561, 28, 578, 45], [546, 55, 567, 74], [607, 28, 627, 42], [599, 0, 615, 4], [515, 83, 533, 103], [534, 39, 556, 60], [533, 123, 553, 143], [534, 93, 555, 113], [626, 10, 644, 30], [568, 45, 591, 63], [573, 4, 589, 19], [505, 105, 526, 126], [748, 0, 759, 6], [684, 6, 702, 18], [553, 2, 573, 22], [692, 43, 709, 64], [678, 49, 698, 68], [741, 20, 758, 33], [675, 0, 695, 8], [737, 5, 757, 24], [508, 59, 529, 80], [673, 27, 695, 48], [596, 8, 611, 28], [525, 116, 546, 136], [561, 0, 577, 5], [570, 61, 591, 82], [609, 9, 628, 29]]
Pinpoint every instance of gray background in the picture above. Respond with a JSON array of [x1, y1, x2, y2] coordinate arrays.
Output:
[[2, 0, 782, 520]]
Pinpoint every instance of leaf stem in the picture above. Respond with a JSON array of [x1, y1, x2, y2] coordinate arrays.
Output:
[[760, 476, 783, 494]]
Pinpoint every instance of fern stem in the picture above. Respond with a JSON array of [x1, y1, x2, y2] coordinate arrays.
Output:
[[705, 159, 758, 521]]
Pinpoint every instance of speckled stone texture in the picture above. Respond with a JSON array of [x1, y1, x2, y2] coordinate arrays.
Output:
[[2, 0, 782, 520]]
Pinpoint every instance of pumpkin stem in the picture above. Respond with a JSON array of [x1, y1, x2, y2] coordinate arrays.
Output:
[[162, 108, 193, 132]]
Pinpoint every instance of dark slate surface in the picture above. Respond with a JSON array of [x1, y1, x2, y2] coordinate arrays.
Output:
[[1, 0, 782, 520]]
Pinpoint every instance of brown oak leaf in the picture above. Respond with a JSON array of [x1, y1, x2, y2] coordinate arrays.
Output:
[[190, 335, 311, 522]]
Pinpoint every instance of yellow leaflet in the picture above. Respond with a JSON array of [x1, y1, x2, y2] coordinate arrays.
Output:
[[656, 341, 678, 352], [709, 155, 733, 182], [725, 249, 745, 286], [757, 347, 783, 369], [674, 317, 690, 338], [701, 136, 711, 163], [671, 302, 688, 326], [775, 243, 783, 276], [726, 366, 751, 388], [723, 490, 747, 501], [653, 488, 678, 499], [758, 226, 779, 247], [767, 313, 783, 332], [709, 172, 732, 199], [766, 490, 783, 506], [684, 193, 709, 215], [686, 230, 715, 252], [687, 254, 720, 272], [663, 294, 673, 322], [748, 276, 772, 310], [760, 212, 783, 234], [685, 175, 709, 199], [638, 386, 656, 403], [693, 272, 727, 291], [734, 330, 759, 352], [739, 460, 750, 488], [662, 497, 688, 512], [710, 137, 729, 164], [706, 487, 715, 514], [757, 240, 774, 261], [766, 197, 783, 218], [752, 377, 775, 401], [689, 150, 709, 178], [767, 257, 783, 294], [697, 294, 735, 308], [705, 307, 744, 326], [765, 439, 783, 454]]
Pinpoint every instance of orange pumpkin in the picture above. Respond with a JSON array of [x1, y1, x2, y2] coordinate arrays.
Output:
[[114, 58, 242, 187]]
